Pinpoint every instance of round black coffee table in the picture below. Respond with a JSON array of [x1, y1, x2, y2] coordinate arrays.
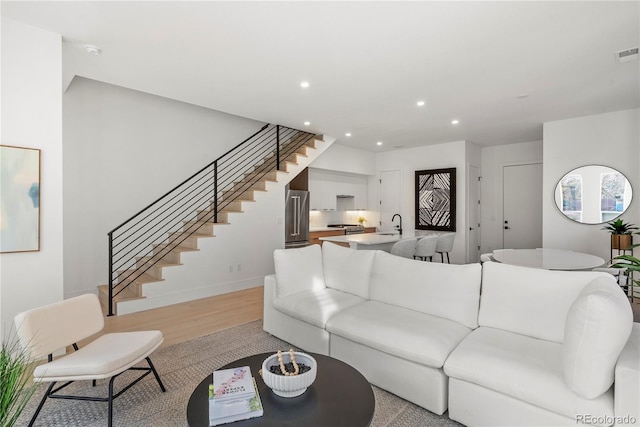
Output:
[[187, 352, 374, 427]]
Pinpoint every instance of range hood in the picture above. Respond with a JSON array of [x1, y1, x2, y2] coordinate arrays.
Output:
[[336, 195, 355, 211]]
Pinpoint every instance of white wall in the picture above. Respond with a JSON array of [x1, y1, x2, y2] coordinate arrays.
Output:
[[0, 18, 64, 336], [309, 143, 376, 176], [543, 109, 639, 262], [466, 142, 482, 262], [63, 77, 267, 298], [480, 140, 543, 254], [375, 140, 469, 263]]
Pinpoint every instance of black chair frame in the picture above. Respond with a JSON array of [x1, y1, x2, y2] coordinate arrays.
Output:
[[27, 344, 165, 427]]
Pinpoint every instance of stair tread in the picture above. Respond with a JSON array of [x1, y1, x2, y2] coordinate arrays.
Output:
[[137, 257, 182, 268], [170, 230, 214, 238], [154, 243, 200, 252], [98, 284, 140, 299], [219, 198, 254, 204], [115, 271, 163, 285]]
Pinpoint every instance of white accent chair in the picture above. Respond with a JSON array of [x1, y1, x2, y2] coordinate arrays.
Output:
[[390, 238, 418, 259], [414, 235, 438, 261], [435, 233, 455, 263], [14, 294, 166, 427]]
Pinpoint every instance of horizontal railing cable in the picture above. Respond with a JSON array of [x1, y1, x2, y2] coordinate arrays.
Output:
[[107, 124, 316, 315]]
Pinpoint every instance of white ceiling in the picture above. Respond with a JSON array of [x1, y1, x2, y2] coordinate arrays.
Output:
[[3, 1, 639, 151]]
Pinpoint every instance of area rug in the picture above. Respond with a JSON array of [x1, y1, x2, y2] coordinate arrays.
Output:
[[17, 320, 461, 426]]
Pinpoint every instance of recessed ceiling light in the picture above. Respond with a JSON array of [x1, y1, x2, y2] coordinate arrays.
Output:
[[416, 101, 425, 107], [300, 81, 310, 88], [376, 141, 383, 146], [451, 119, 460, 125], [304, 121, 311, 126], [85, 45, 101, 55], [345, 133, 352, 137]]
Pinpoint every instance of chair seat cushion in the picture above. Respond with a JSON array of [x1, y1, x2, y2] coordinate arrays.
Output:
[[444, 327, 613, 421], [34, 330, 163, 382], [273, 289, 365, 328], [326, 301, 472, 368]]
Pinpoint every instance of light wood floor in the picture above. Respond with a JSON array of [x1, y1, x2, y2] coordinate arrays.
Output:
[[98, 286, 264, 348]]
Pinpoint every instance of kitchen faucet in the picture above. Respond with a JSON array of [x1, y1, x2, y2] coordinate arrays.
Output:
[[391, 214, 403, 235]]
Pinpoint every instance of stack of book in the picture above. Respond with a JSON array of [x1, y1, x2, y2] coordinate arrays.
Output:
[[209, 366, 263, 426]]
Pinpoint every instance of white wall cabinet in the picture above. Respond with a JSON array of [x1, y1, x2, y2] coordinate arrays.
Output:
[[309, 169, 369, 210], [309, 170, 337, 210]]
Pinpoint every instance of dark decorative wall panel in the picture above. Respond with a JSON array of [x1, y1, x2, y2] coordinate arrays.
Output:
[[415, 168, 456, 231]]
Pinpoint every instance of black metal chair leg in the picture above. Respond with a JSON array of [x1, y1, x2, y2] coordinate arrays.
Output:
[[28, 382, 56, 427], [146, 357, 166, 392], [446, 253, 450, 264], [93, 379, 97, 387], [108, 377, 115, 427]]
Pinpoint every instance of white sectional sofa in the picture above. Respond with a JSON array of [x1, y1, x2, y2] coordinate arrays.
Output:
[[262, 242, 639, 426]]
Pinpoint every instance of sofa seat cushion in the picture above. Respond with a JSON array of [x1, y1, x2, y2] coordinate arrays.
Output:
[[273, 289, 365, 329], [444, 327, 613, 421], [326, 301, 472, 368]]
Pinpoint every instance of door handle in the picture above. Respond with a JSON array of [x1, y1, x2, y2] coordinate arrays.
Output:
[[504, 226, 510, 230], [469, 227, 475, 230], [293, 196, 300, 236]]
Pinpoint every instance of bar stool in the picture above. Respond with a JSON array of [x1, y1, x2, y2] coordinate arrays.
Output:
[[435, 233, 455, 263], [390, 238, 418, 259], [414, 235, 438, 261]]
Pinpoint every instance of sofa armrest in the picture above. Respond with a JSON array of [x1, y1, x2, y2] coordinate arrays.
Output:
[[264, 274, 277, 304], [614, 323, 639, 426]]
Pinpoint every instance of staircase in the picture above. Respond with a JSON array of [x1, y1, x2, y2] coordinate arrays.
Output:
[[98, 124, 331, 315]]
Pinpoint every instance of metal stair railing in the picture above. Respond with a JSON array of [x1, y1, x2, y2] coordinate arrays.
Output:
[[106, 124, 316, 315]]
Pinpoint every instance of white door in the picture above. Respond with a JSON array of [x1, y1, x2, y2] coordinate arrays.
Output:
[[379, 170, 400, 231], [503, 163, 543, 249], [467, 165, 480, 262]]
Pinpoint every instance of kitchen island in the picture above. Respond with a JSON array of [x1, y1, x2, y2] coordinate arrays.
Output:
[[320, 230, 443, 252]]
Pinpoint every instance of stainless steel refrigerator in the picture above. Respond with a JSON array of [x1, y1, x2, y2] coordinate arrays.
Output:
[[285, 190, 309, 248]]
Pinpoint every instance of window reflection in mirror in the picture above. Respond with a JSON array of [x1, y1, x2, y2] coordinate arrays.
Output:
[[554, 165, 633, 225]]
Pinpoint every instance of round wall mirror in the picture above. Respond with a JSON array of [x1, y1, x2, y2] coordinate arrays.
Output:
[[554, 165, 633, 225]]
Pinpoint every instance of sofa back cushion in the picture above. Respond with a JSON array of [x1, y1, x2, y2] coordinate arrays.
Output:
[[322, 242, 375, 299], [274, 244, 325, 297], [562, 277, 633, 399], [369, 250, 482, 329], [478, 262, 613, 343]]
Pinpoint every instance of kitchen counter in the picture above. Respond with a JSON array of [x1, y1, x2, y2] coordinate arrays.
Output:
[[309, 227, 378, 247], [310, 226, 376, 232], [310, 227, 339, 232], [320, 230, 445, 251]]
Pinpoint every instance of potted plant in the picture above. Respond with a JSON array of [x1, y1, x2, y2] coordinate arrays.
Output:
[[0, 332, 36, 427], [611, 241, 640, 298], [601, 218, 638, 250]]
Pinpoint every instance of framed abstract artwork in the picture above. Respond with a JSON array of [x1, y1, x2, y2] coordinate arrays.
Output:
[[415, 168, 456, 232], [1, 145, 41, 253]]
